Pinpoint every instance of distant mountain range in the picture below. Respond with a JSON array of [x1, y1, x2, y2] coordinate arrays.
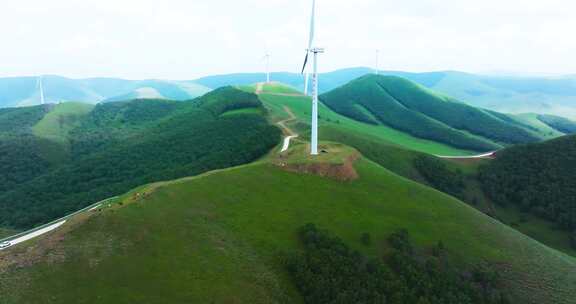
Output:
[[2, 68, 576, 118], [0, 76, 210, 108], [197, 68, 576, 119]]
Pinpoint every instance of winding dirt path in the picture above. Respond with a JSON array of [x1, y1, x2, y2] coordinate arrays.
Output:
[[254, 83, 299, 153]]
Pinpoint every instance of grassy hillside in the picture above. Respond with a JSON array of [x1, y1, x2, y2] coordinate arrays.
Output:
[[321, 75, 551, 152], [254, 84, 576, 258], [32, 102, 94, 163], [253, 82, 476, 156], [1, 143, 575, 303], [0, 87, 281, 229]]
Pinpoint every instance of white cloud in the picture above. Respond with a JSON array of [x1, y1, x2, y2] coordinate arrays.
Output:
[[0, 0, 575, 79]]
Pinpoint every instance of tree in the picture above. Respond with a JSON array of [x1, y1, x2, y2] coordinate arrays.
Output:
[[361, 232, 372, 246]]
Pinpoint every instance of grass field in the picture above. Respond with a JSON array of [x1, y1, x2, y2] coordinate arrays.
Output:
[[0, 228, 17, 239], [494, 204, 576, 257], [1, 149, 575, 303], [32, 102, 94, 163], [220, 107, 264, 117], [261, 82, 301, 94]]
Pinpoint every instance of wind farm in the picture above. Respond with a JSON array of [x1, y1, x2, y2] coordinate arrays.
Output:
[[0, 0, 575, 303]]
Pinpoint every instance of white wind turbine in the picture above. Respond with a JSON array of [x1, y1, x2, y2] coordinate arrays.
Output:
[[375, 49, 380, 75], [263, 52, 271, 83], [301, 0, 323, 156], [37, 76, 45, 105]]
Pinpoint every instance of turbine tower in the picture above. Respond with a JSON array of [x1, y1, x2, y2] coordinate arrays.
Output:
[[264, 53, 271, 83], [301, 0, 323, 155], [375, 49, 380, 75], [38, 76, 45, 105], [303, 71, 310, 96]]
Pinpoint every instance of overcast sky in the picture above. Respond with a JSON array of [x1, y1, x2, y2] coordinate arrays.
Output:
[[1, 0, 575, 79]]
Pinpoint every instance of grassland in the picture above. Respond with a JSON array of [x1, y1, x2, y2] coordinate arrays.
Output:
[[1, 145, 575, 303], [260, 82, 301, 94], [0, 228, 17, 239], [257, 83, 576, 258], [31, 102, 94, 163]]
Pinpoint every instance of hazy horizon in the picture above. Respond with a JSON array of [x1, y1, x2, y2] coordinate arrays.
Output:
[[2, 67, 574, 82], [2, 0, 575, 80]]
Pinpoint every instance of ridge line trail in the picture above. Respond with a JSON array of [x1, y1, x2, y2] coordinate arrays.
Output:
[[255, 82, 300, 152], [277, 107, 299, 153]]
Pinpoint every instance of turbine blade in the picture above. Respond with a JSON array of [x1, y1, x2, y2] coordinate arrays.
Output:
[[301, 53, 309, 74], [307, 0, 316, 49]]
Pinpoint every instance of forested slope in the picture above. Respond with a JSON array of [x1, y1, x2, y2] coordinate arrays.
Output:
[[320, 75, 550, 152], [0, 87, 281, 229], [480, 135, 576, 244]]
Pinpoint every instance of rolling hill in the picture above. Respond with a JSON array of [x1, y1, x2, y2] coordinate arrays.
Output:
[[0, 81, 576, 303], [0, 75, 211, 108], [480, 135, 576, 244], [0, 87, 281, 229], [0, 141, 575, 303], [196, 67, 576, 119], [249, 82, 576, 258], [5, 70, 576, 119], [320, 75, 573, 152]]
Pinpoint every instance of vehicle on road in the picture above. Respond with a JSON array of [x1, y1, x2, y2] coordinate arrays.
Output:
[[0, 241, 12, 249]]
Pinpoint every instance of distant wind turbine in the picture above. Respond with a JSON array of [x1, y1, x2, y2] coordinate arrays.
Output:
[[301, 0, 323, 156], [263, 53, 271, 83], [375, 49, 380, 75], [37, 76, 45, 105]]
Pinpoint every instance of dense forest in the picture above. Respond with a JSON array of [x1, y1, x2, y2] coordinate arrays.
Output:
[[0, 87, 281, 229], [0, 105, 55, 193], [286, 224, 509, 304], [69, 99, 182, 158], [413, 155, 466, 200], [480, 135, 576, 244], [320, 75, 546, 152]]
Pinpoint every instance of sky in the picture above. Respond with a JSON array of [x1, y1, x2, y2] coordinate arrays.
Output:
[[1, 0, 575, 79]]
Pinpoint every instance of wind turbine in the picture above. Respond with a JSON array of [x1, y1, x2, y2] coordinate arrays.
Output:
[[37, 76, 45, 105], [375, 49, 380, 75], [301, 0, 323, 156], [263, 52, 271, 83]]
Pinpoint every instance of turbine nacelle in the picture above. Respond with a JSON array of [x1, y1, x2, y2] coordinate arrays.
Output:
[[306, 48, 325, 53]]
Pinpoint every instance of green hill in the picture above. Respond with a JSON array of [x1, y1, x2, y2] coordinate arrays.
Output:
[[0, 105, 55, 194], [32, 102, 94, 163], [0, 87, 281, 229], [480, 135, 576, 244], [1, 142, 575, 303], [537, 114, 576, 134], [320, 75, 555, 152], [1, 82, 576, 303], [250, 82, 478, 156], [252, 82, 576, 258], [196, 68, 576, 119]]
